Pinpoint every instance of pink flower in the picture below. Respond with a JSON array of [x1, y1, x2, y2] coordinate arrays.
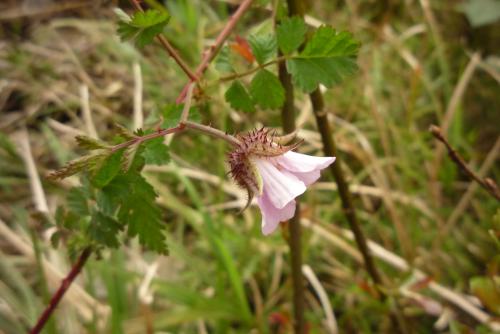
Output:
[[228, 129, 335, 235]]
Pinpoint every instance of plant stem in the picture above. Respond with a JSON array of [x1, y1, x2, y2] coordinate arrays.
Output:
[[429, 125, 500, 201], [278, 6, 305, 334], [310, 89, 411, 334], [37, 3, 255, 333], [310, 89, 383, 286], [129, 0, 198, 81], [217, 56, 287, 82], [176, 0, 255, 103], [30, 247, 93, 334]]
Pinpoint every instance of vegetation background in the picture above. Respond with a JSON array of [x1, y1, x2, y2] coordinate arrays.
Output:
[[0, 0, 499, 333]]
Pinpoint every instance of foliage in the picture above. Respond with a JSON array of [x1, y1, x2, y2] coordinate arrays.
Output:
[[117, 9, 170, 48]]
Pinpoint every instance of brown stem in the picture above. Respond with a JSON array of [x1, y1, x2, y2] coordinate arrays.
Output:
[[430, 125, 500, 201], [176, 0, 255, 103], [30, 247, 92, 334], [129, 0, 198, 81], [310, 89, 411, 334], [278, 4, 305, 333]]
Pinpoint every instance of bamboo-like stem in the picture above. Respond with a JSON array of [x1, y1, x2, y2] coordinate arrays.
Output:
[[30, 247, 93, 334], [129, 0, 198, 81]]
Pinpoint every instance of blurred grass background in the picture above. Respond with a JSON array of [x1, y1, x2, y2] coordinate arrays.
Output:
[[0, 0, 499, 333]]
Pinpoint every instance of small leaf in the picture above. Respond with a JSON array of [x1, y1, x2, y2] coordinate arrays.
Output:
[[67, 187, 89, 216], [230, 36, 255, 63], [142, 137, 170, 165], [48, 152, 107, 180], [249, 69, 285, 110], [248, 33, 277, 65], [114, 123, 137, 140], [75, 136, 109, 151], [470, 276, 500, 314], [287, 26, 360, 93], [225, 81, 256, 113], [91, 150, 124, 188], [277, 16, 307, 54], [117, 9, 170, 48], [215, 46, 235, 73], [102, 173, 168, 254], [88, 211, 123, 249]]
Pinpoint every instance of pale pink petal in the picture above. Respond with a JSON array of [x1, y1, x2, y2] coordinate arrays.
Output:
[[253, 158, 306, 209], [293, 169, 321, 186], [278, 151, 335, 173], [257, 191, 296, 235]]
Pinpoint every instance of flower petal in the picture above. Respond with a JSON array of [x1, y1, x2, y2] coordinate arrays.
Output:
[[253, 158, 306, 209], [257, 191, 296, 235], [278, 151, 335, 173], [293, 169, 321, 186]]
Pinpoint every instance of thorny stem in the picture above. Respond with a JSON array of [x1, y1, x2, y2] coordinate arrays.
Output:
[[36, 2, 254, 333], [176, 0, 255, 103], [278, 3, 305, 333], [30, 247, 92, 334], [129, 0, 198, 81], [429, 125, 500, 201]]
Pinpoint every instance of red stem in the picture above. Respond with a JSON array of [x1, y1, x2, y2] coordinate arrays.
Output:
[[33, 2, 255, 332], [30, 247, 92, 334], [176, 0, 254, 103], [129, 0, 198, 81]]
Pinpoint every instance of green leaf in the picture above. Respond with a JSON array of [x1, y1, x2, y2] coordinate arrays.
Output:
[[287, 26, 360, 93], [117, 9, 170, 48], [67, 187, 89, 216], [75, 136, 109, 151], [91, 150, 124, 188], [276, 16, 307, 54], [215, 46, 234, 73], [470, 276, 500, 314], [102, 173, 168, 254], [49, 152, 108, 180], [248, 33, 277, 65], [161, 104, 199, 128], [89, 211, 123, 249], [224, 81, 256, 113], [142, 137, 170, 165], [249, 69, 285, 110], [458, 0, 500, 27]]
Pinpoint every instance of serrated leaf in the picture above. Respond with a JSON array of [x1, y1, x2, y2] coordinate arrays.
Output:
[[102, 173, 168, 254], [91, 149, 124, 188], [89, 211, 123, 249], [117, 9, 170, 48], [75, 136, 109, 150], [277, 16, 307, 54], [142, 137, 170, 165], [67, 187, 89, 216], [49, 152, 108, 180], [113, 123, 137, 140], [287, 27, 360, 93], [225, 81, 255, 113], [248, 34, 277, 65], [215, 45, 235, 73], [249, 69, 285, 110]]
